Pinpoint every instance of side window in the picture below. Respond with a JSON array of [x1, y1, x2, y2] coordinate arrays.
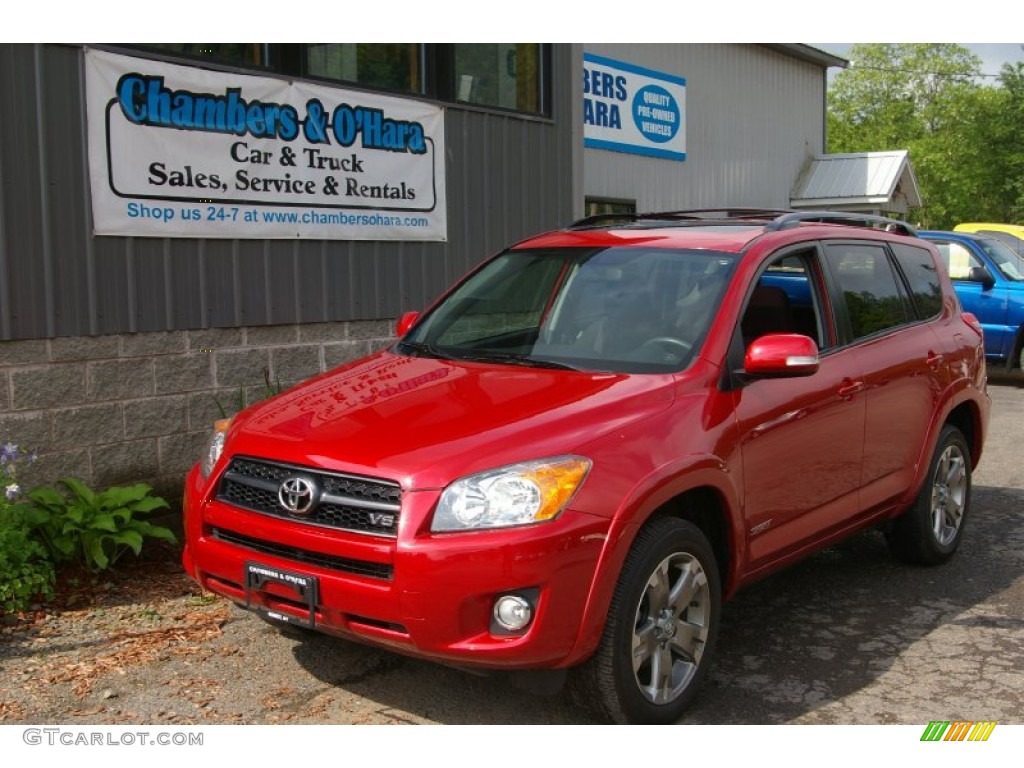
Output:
[[824, 244, 911, 341], [932, 240, 984, 280], [742, 250, 828, 349], [978, 230, 1024, 256], [891, 243, 943, 320]]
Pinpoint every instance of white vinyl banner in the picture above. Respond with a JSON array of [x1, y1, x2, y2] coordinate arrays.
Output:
[[85, 49, 447, 240]]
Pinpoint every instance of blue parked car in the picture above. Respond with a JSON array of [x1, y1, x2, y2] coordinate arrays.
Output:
[[920, 230, 1024, 371]]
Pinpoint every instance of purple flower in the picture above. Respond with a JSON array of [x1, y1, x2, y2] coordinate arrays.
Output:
[[0, 442, 17, 464]]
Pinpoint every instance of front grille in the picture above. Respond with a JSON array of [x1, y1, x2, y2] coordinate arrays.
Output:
[[216, 456, 401, 537], [211, 527, 393, 581]]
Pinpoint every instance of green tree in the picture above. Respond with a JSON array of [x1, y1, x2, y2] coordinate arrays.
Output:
[[994, 61, 1024, 220], [826, 43, 1014, 228]]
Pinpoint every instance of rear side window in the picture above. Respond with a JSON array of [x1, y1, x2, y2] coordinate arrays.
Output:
[[825, 244, 911, 341], [891, 243, 943, 319]]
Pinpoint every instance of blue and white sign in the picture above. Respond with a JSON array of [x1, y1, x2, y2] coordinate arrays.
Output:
[[583, 53, 686, 161]]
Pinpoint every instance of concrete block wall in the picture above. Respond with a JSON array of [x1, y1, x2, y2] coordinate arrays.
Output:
[[0, 320, 395, 506]]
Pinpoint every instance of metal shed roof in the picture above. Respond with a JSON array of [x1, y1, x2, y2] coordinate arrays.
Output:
[[790, 150, 922, 209]]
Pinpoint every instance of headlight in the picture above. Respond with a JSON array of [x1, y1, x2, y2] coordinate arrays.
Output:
[[431, 456, 591, 532], [199, 417, 233, 479]]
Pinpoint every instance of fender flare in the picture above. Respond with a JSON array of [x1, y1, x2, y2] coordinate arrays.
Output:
[[895, 375, 987, 513], [560, 455, 742, 667]]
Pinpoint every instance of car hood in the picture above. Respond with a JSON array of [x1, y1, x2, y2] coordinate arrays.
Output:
[[223, 351, 675, 489]]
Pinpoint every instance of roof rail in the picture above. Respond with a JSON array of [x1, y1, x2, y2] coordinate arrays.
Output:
[[653, 208, 795, 220], [569, 212, 649, 228], [765, 211, 918, 237], [568, 208, 793, 230], [567, 208, 919, 237]]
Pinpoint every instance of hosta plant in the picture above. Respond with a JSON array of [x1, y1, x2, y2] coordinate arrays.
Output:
[[24, 478, 177, 572]]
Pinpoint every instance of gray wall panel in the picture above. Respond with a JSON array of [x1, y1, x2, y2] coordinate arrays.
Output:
[[92, 238, 131, 334], [42, 46, 93, 338], [203, 240, 239, 328], [584, 43, 827, 212], [1, 44, 576, 341], [266, 240, 297, 326], [132, 238, 168, 332], [2, 45, 48, 339]]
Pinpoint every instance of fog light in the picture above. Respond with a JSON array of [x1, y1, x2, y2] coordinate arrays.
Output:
[[493, 595, 533, 631]]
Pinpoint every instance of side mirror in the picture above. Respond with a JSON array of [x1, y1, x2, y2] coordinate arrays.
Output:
[[967, 266, 996, 290], [396, 311, 419, 337], [744, 333, 820, 378]]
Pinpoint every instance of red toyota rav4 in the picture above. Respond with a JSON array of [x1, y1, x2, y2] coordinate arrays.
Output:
[[182, 210, 990, 724]]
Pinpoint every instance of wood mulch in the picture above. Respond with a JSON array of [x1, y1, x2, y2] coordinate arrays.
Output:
[[0, 544, 232, 723]]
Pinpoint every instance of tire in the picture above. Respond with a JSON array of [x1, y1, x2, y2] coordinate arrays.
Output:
[[571, 518, 721, 724], [886, 425, 972, 565]]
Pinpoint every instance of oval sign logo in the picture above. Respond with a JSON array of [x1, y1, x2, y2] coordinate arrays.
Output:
[[632, 85, 680, 144]]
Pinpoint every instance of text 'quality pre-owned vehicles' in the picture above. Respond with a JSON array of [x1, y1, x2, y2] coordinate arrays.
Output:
[[182, 210, 990, 724]]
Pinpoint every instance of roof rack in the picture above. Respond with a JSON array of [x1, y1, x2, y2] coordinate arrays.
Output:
[[568, 208, 793, 230], [764, 211, 918, 237], [567, 208, 918, 237]]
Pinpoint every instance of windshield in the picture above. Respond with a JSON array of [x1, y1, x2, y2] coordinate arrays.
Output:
[[398, 246, 737, 373], [976, 237, 1024, 281]]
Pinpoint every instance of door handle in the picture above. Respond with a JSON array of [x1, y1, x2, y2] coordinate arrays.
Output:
[[837, 380, 864, 399]]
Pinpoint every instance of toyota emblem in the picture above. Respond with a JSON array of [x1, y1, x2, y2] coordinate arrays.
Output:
[[278, 476, 317, 515]]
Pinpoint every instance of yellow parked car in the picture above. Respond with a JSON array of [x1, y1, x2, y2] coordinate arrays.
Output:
[[954, 223, 1024, 255]]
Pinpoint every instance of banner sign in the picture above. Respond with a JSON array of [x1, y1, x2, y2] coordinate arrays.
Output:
[[85, 49, 447, 240], [583, 53, 686, 161]]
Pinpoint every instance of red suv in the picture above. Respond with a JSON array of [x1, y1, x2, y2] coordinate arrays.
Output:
[[182, 210, 990, 724]]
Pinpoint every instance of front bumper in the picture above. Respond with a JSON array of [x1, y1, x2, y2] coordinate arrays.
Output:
[[181, 464, 610, 669]]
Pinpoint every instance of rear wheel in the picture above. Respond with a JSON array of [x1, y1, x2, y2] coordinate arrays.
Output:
[[571, 518, 721, 724], [886, 425, 971, 565]]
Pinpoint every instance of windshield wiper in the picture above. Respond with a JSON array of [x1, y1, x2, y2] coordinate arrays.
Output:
[[455, 351, 581, 371], [397, 340, 461, 361]]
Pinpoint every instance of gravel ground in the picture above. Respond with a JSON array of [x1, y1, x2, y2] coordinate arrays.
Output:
[[0, 546, 588, 725]]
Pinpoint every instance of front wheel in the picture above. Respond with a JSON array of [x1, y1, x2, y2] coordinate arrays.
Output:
[[886, 425, 972, 565], [571, 518, 721, 724]]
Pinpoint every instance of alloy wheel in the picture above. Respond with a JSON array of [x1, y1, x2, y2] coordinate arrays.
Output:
[[631, 552, 710, 705], [931, 443, 968, 547]]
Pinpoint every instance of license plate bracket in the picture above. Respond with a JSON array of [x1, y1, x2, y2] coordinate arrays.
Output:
[[244, 561, 319, 629]]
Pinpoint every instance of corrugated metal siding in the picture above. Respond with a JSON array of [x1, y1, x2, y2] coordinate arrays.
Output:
[[584, 43, 828, 212], [0, 44, 577, 341]]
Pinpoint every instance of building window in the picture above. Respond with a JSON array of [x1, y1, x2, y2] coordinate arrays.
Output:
[[453, 44, 541, 113], [585, 198, 637, 218], [123, 43, 549, 117], [139, 44, 268, 68], [305, 44, 422, 95]]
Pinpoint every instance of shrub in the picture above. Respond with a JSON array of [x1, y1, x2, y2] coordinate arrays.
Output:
[[0, 506, 55, 614], [0, 443, 53, 614], [23, 478, 177, 572]]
